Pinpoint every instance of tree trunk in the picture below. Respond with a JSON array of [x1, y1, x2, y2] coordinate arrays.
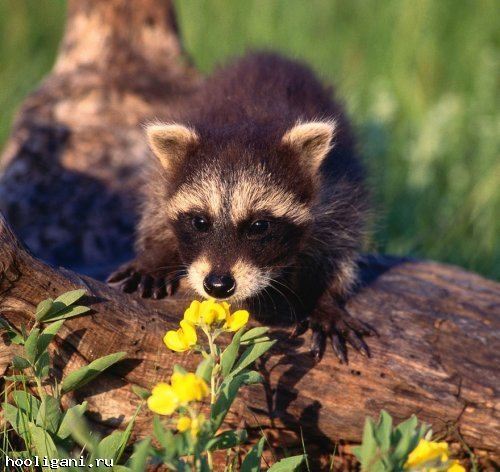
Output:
[[0, 0, 498, 466], [0, 0, 200, 279]]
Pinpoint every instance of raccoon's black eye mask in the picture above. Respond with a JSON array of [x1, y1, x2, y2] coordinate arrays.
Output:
[[175, 211, 300, 244], [247, 220, 270, 239]]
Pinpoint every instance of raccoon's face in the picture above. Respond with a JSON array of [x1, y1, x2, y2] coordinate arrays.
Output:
[[146, 121, 335, 302]]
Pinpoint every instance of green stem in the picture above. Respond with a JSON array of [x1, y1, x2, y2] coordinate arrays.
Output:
[[31, 366, 45, 399], [205, 329, 218, 470]]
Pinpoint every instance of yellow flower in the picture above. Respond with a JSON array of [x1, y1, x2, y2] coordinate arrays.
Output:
[[183, 300, 201, 324], [148, 371, 208, 415], [163, 320, 197, 352], [220, 301, 231, 318], [405, 439, 450, 469], [176, 415, 192, 432], [447, 461, 465, 472], [171, 371, 209, 403], [200, 299, 228, 325], [184, 299, 230, 327], [224, 309, 249, 332], [147, 382, 179, 415], [176, 414, 205, 437]]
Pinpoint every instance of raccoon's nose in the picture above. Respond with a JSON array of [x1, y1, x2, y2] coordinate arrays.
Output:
[[203, 273, 236, 299]]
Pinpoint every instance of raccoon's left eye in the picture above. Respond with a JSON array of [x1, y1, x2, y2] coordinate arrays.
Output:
[[247, 220, 270, 239], [192, 215, 210, 232]]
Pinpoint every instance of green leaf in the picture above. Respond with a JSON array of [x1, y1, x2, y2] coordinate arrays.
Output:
[[220, 328, 244, 377], [35, 290, 89, 323], [268, 455, 306, 471], [12, 355, 31, 370], [69, 412, 99, 453], [57, 402, 88, 440], [241, 336, 271, 346], [392, 415, 419, 465], [173, 364, 187, 375], [35, 298, 54, 321], [29, 423, 59, 465], [355, 417, 377, 469], [196, 356, 214, 383], [207, 429, 248, 451], [211, 371, 259, 432], [95, 407, 140, 463], [4, 374, 30, 382], [352, 445, 362, 460], [240, 370, 263, 385], [36, 320, 64, 359], [36, 395, 62, 434], [12, 390, 41, 420], [240, 327, 270, 343], [375, 410, 393, 451], [240, 436, 265, 472], [0, 318, 24, 344], [24, 328, 40, 363], [34, 351, 50, 379], [131, 385, 150, 400], [110, 405, 140, 464], [54, 289, 86, 306], [3, 403, 31, 440], [129, 438, 151, 472], [97, 431, 128, 463], [229, 340, 275, 378], [42, 305, 91, 323], [61, 351, 126, 394], [153, 415, 176, 458]]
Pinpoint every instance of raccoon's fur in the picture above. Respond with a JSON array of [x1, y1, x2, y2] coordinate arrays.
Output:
[[108, 52, 373, 362]]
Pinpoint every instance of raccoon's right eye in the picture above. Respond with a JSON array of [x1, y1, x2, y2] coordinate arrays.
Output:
[[191, 215, 210, 232]]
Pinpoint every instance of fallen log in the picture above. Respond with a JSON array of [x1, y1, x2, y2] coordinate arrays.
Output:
[[1, 213, 499, 458], [0, 0, 498, 465]]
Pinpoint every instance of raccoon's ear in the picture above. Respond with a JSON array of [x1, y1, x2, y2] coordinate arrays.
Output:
[[146, 123, 199, 170], [281, 121, 336, 176]]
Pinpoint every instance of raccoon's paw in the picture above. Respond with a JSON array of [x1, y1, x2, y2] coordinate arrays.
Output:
[[106, 262, 182, 299], [293, 306, 377, 364]]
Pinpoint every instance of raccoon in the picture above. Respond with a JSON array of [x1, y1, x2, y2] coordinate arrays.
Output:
[[108, 52, 374, 362]]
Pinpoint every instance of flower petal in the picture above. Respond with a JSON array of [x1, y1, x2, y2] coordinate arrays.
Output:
[[179, 320, 197, 346], [184, 300, 201, 324], [405, 439, 450, 468], [147, 384, 179, 415], [226, 309, 249, 332], [163, 329, 189, 352], [176, 416, 192, 432], [213, 302, 228, 321], [447, 461, 466, 472], [171, 372, 209, 403], [221, 302, 231, 317]]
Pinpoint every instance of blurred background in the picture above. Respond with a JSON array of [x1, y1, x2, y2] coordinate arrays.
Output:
[[0, 0, 498, 279]]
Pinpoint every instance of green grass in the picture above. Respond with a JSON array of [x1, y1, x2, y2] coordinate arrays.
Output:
[[0, 0, 498, 279]]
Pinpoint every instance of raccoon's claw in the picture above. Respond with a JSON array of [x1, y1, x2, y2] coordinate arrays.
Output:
[[120, 272, 140, 293], [290, 319, 309, 338], [107, 263, 182, 299], [106, 266, 133, 284], [138, 274, 153, 298], [310, 327, 326, 362], [330, 331, 348, 364], [307, 306, 375, 364]]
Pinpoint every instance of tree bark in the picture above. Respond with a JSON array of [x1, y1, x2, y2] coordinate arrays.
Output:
[[0, 0, 200, 279], [0, 0, 499, 466], [1, 213, 499, 459]]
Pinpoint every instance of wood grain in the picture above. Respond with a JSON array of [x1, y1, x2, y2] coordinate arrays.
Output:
[[1, 214, 499, 456]]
